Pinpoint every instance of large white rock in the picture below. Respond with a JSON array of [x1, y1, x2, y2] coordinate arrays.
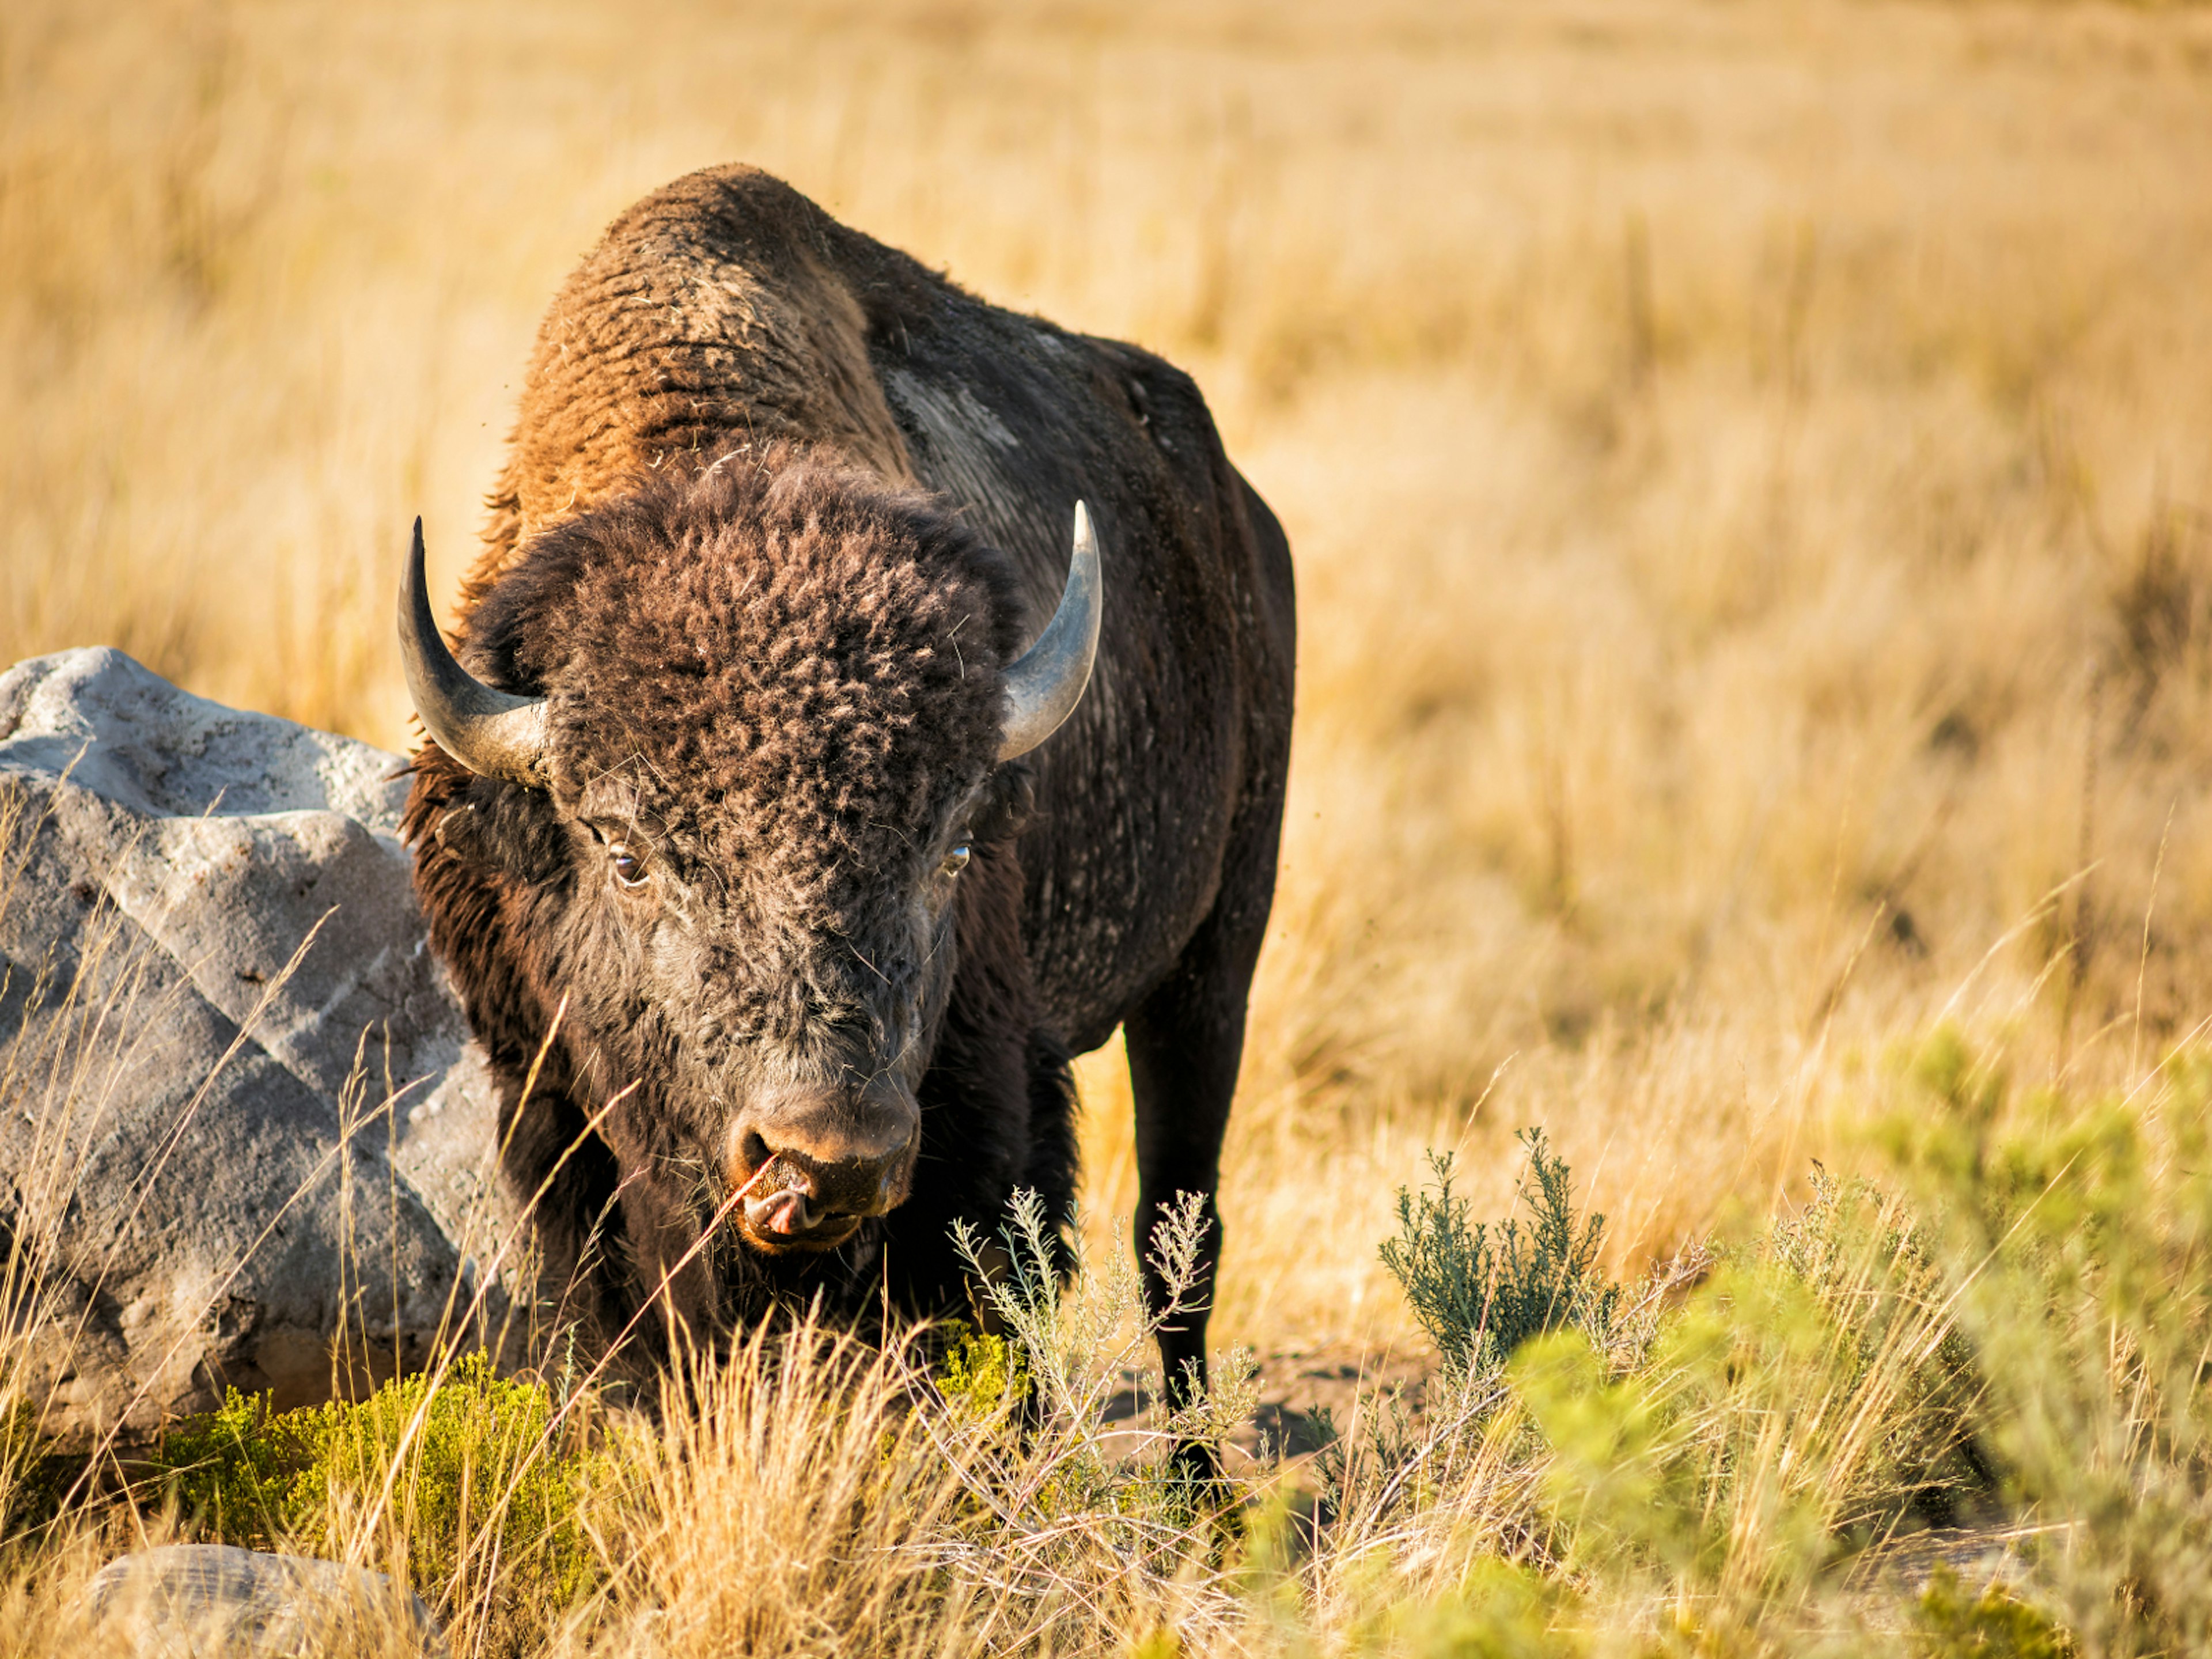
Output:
[[0, 649, 510, 1445]]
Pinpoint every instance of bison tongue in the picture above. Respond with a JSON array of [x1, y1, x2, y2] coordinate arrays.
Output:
[[748, 1189, 815, 1236]]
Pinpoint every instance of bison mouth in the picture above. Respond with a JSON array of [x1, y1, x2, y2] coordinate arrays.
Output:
[[733, 1156, 866, 1253]]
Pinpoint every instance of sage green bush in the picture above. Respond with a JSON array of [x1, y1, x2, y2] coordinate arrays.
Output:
[[1881, 1037, 2212, 1659], [1380, 1129, 1622, 1380]]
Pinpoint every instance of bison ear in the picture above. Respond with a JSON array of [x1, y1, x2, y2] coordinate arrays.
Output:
[[995, 502, 1102, 760], [431, 777, 571, 885], [967, 759, 1037, 844]]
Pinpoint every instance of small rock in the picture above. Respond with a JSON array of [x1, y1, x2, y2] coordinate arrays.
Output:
[[85, 1544, 444, 1658]]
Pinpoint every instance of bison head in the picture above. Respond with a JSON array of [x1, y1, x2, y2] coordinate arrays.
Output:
[[397, 457, 1098, 1257]]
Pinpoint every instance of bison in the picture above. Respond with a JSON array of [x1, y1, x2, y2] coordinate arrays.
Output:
[[397, 165, 1294, 1409]]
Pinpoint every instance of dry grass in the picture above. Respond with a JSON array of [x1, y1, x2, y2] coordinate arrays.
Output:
[[7, 1, 2212, 1647], [11, 0, 2212, 1349]]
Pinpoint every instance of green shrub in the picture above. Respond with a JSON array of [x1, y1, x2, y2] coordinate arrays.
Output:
[[0, 1397, 75, 1546], [1913, 1565, 2074, 1659], [1399, 1556, 1582, 1659], [153, 1385, 320, 1547], [1761, 1165, 1991, 1530], [153, 1353, 605, 1628], [1881, 1038, 2212, 1658], [1380, 1130, 1622, 1378], [1333, 1111, 1997, 1630], [1505, 1171, 1997, 1611], [935, 1321, 1028, 1416]]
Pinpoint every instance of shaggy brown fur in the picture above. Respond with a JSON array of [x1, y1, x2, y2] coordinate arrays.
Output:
[[404, 164, 1294, 1402], [481, 457, 1016, 937], [464, 171, 928, 607], [410, 456, 1050, 1349]]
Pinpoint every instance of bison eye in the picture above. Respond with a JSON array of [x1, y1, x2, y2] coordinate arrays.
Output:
[[609, 842, 649, 888], [940, 844, 972, 877]]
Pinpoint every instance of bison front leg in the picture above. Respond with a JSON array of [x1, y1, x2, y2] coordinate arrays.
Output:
[[1123, 878, 1271, 1474]]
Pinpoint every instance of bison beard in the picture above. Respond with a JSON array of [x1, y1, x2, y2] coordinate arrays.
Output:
[[399, 165, 1294, 1422]]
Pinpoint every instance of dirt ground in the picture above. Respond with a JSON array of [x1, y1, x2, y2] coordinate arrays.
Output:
[[1094, 1341, 1435, 1472]]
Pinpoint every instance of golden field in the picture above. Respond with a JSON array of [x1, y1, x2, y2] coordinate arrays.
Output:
[[7, 1, 2212, 1652]]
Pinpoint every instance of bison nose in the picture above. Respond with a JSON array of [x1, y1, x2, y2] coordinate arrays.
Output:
[[731, 1081, 918, 1241]]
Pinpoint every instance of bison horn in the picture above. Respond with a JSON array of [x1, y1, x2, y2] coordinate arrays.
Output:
[[396, 518, 551, 788], [997, 501, 1103, 760]]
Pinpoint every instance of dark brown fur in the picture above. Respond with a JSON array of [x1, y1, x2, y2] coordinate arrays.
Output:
[[404, 165, 1294, 1395]]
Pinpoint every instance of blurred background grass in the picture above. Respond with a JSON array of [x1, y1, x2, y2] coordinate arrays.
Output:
[[6, 0, 2211, 1358]]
